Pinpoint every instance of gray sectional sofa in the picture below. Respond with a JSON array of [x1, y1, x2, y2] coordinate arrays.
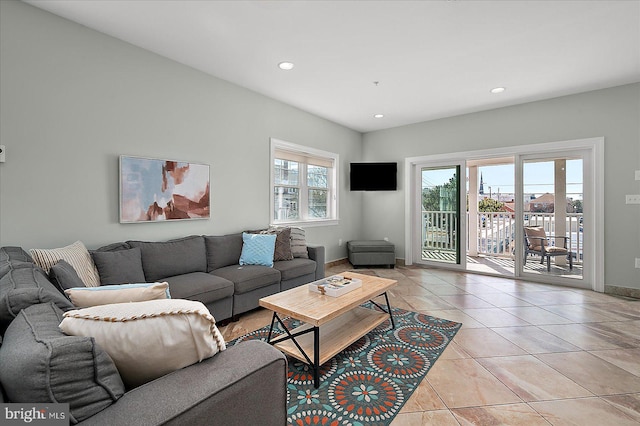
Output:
[[99, 233, 325, 321], [0, 232, 325, 424]]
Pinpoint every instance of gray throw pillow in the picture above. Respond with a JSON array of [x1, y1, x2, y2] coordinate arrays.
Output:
[[271, 226, 308, 258], [0, 303, 125, 423], [49, 259, 86, 292], [263, 228, 294, 261], [91, 247, 146, 285]]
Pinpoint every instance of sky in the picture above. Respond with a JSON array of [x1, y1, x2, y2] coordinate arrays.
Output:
[[421, 159, 584, 200]]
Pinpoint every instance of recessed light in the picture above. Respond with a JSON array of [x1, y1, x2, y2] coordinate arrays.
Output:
[[490, 87, 506, 94], [373, 114, 384, 118], [278, 61, 294, 70]]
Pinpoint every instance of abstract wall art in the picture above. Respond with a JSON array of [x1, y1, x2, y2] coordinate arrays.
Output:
[[120, 156, 210, 223]]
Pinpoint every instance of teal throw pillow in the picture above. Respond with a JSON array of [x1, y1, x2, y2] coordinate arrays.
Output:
[[239, 232, 277, 267]]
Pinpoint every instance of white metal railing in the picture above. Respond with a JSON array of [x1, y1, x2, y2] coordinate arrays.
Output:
[[474, 211, 583, 261], [476, 212, 516, 256], [422, 210, 584, 262], [422, 211, 457, 251]]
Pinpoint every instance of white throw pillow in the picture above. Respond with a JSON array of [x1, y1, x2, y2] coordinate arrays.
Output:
[[30, 241, 101, 287], [64, 282, 170, 308], [59, 299, 226, 388]]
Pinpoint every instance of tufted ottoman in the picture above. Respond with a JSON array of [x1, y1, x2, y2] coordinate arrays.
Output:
[[347, 240, 395, 268]]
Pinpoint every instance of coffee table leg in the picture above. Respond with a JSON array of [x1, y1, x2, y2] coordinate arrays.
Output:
[[313, 326, 320, 388], [266, 312, 277, 343], [383, 292, 396, 329]]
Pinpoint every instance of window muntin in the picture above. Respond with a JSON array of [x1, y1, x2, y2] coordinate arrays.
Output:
[[271, 139, 338, 225]]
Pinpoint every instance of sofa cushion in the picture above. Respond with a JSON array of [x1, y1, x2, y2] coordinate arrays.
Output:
[[240, 233, 277, 267], [60, 299, 226, 389], [0, 246, 33, 264], [94, 241, 131, 252], [347, 240, 395, 253], [0, 246, 34, 279], [212, 265, 281, 294], [0, 302, 125, 424], [65, 282, 170, 308], [49, 259, 86, 292], [204, 233, 243, 271], [91, 247, 146, 285], [273, 258, 317, 281], [30, 241, 101, 287], [0, 266, 73, 332], [164, 272, 234, 305], [128, 236, 207, 282], [525, 227, 549, 250]]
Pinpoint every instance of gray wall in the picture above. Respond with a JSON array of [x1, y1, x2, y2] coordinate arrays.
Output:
[[0, 0, 362, 262], [363, 84, 640, 290]]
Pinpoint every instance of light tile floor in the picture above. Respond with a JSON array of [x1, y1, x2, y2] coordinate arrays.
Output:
[[219, 264, 640, 425]]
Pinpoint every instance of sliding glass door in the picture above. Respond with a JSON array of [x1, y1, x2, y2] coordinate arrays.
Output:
[[519, 152, 587, 285], [407, 139, 601, 290], [416, 163, 464, 267]]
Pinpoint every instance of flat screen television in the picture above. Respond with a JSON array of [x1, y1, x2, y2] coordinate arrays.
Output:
[[350, 162, 397, 191]]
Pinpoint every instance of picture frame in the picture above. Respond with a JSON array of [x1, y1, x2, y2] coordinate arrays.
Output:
[[119, 155, 210, 223]]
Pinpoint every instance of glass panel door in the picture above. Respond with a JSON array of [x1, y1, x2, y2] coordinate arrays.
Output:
[[521, 155, 584, 282], [420, 165, 461, 264]]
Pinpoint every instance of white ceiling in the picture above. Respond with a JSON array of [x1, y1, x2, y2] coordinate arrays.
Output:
[[25, 0, 640, 133]]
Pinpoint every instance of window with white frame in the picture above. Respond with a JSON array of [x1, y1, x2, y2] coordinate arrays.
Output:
[[271, 138, 339, 226]]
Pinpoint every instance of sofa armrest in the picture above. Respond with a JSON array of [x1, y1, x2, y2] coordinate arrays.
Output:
[[307, 244, 325, 280], [79, 341, 287, 426]]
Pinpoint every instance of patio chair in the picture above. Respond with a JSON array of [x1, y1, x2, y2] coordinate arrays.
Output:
[[523, 226, 573, 272]]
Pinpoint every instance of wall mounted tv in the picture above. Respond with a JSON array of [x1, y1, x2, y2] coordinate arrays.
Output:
[[350, 162, 397, 191]]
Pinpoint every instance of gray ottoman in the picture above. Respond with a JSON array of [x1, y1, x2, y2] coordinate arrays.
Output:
[[347, 240, 395, 268]]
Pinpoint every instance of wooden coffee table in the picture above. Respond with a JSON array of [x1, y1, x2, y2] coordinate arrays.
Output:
[[259, 272, 397, 388]]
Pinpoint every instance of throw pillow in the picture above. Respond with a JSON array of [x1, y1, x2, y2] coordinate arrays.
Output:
[[30, 241, 100, 287], [49, 259, 86, 292], [239, 232, 277, 267], [287, 226, 309, 258], [260, 228, 294, 261], [59, 299, 227, 389], [65, 282, 170, 308], [525, 227, 548, 250], [0, 303, 125, 423], [91, 247, 146, 285]]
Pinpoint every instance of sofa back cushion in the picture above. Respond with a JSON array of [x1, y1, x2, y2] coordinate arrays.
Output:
[[91, 247, 146, 285], [204, 233, 243, 271], [0, 246, 34, 280], [128, 236, 207, 282], [0, 303, 125, 424], [0, 266, 73, 333], [0, 246, 33, 264]]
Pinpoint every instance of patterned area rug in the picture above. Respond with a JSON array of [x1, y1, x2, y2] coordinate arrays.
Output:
[[229, 303, 461, 426]]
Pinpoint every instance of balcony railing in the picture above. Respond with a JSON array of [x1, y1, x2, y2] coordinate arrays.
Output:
[[422, 211, 458, 252], [421, 211, 584, 262]]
